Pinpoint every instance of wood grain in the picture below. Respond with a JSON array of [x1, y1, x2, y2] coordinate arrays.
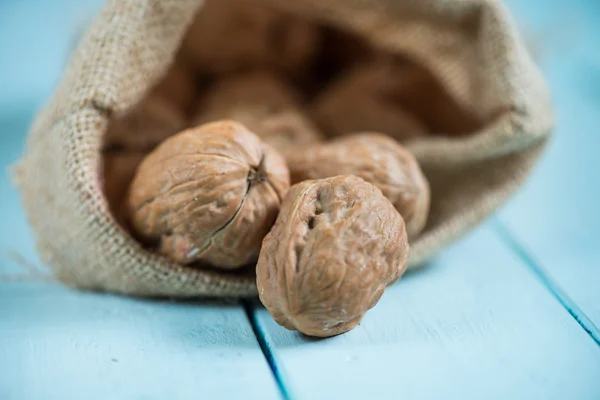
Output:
[[0, 283, 281, 400], [0, 6, 281, 398], [497, 0, 600, 336], [0, 113, 281, 400], [252, 226, 600, 399]]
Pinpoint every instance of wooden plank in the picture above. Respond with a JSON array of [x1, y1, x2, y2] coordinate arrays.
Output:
[[497, 1, 600, 333], [0, 6, 280, 399], [0, 113, 281, 400], [252, 226, 600, 400], [0, 283, 282, 400]]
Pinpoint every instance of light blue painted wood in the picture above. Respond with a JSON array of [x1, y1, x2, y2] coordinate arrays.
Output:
[[497, 1, 600, 330], [0, 4, 281, 399], [252, 3, 600, 396], [252, 226, 600, 400], [0, 111, 281, 400], [2, 1, 599, 399], [0, 283, 281, 400]]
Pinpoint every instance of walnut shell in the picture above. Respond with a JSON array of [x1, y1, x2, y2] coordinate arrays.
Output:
[[196, 72, 323, 157], [102, 152, 146, 225], [180, 0, 318, 76], [313, 59, 482, 137], [104, 95, 187, 152], [287, 133, 430, 239], [311, 63, 427, 141], [151, 61, 197, 115], [257, 175, 409, 337], [253, 111, 322, 158], [127, 120, 290, 268]]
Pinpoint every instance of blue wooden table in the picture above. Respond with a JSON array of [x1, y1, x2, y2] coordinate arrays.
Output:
[[1, 1, 599, 399]]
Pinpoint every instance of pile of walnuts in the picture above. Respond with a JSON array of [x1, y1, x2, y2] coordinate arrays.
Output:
[[102, 0, 433, 338]]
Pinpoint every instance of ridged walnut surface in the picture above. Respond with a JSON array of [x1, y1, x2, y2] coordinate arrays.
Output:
[[127, 120, 290, 268], [288, 133, 430, 239], [257, 175, 409, 337]]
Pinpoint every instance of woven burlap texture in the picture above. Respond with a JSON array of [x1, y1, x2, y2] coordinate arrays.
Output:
[[13, 0, 553, 298]]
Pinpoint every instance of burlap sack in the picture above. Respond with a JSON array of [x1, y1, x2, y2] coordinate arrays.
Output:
[[13, 0, 553, 297]]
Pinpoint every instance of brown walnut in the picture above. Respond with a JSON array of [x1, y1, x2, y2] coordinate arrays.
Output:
[[196, 71, 323, 158], [311, 62, 427, 141], [151, 61, 198, 116], [257, 175, 409, 337], [104, 95, 187, 153], [312, 59, 482, 138], [102, 93, 188, 226], [181, 0, 318, 76], [102, 152, 146, 225], [127, 120, 290, 268], [288, 133, 430, 239]]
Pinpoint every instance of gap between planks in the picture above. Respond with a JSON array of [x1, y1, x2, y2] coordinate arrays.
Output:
[[243, 220, 600, 399], [490, 218, 600, 346], [242, 299, 295, 400]]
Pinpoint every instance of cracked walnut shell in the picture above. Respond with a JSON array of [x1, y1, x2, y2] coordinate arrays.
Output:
[[127, 120, 290, 269], [257, 175, 409, 337], [287, 133, 430, 239]]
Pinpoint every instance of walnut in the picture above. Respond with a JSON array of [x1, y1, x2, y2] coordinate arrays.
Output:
[[196, 72, 323, 158], [151, 61, 198, 115], [126, 120, 290, 268], [311, 62, 427, 141], [287, 133, 430, 239], [104, 95, 187, 153], [180, 0, 318, 76], [313, 59, 482, 137], [257, 175, 409, 337], [307, 26, 378, 95], [252, 112, 322, 158], [102, 152, 145, 225]]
